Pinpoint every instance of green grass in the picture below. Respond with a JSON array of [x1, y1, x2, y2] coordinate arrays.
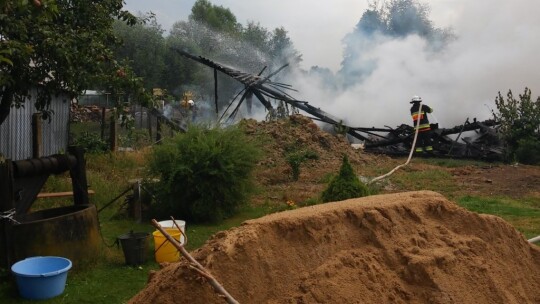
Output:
[[392, 168, 459, 196], [1, 120, 539, 303], [457, 195, 540, 239], [420, 157, 494, 168], [0, 204, 270, 303]]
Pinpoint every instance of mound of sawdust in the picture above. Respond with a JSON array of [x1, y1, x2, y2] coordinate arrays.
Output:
[[129, 191, 540, 304], [242, 114, 387, 204]]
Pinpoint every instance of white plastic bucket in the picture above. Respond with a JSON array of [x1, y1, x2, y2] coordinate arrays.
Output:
[[157, 220, 186, 245]]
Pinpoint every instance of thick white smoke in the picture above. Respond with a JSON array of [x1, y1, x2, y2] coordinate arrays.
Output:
[[288, 0, 540, 129]]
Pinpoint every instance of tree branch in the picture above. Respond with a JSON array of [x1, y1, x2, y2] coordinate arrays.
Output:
[[151, 219, 240, 304]]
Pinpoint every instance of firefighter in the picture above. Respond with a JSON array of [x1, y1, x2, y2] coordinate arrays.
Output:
[[410, 95, 434, 154]]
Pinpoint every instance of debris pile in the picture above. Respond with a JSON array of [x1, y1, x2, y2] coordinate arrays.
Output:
[[70, 104, 106, 123], [129, 191, 540, 304]]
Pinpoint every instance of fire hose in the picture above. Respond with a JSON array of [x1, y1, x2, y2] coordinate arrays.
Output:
[[368, 101, 422, 185], [528, 235, 540, 243]]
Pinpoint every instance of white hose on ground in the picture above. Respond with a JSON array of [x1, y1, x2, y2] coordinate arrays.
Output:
[[367, 101, 422, 185], [528, 235, 540, 243]]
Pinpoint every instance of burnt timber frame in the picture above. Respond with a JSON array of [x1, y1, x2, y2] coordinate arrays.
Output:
[[174, 49, 503, 160]]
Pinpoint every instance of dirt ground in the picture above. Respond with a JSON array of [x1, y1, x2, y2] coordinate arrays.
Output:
[[129, 115, 540, 303], [449, 164, 540, 198], [244, 114, 540, 203]]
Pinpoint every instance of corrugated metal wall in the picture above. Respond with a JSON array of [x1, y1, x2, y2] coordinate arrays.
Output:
[[0, 90, 70, 160]]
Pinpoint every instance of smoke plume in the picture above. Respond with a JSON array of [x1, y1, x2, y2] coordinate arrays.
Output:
[[287, 0, 540, 129]]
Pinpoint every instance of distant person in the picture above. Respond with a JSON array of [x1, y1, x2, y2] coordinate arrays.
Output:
[[410, 95, 434, 154], [188, 99, 196, 121]]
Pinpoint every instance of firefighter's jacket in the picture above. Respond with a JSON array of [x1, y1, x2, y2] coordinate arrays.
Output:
[[410, 103, 433, 132]]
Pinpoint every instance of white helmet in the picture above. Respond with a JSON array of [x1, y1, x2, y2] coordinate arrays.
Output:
[[410, 95, 422, 103], [188, 100, 194, 105]]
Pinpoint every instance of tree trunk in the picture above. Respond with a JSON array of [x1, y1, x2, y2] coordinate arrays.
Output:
[[0, 88, 14, 126]]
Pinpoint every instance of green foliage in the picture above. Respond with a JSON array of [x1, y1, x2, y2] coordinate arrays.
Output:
[[333, 120, 349, 136], [0, 0, 143, 125], [285, 149, 319, 181], [73, 132, 109, 154], [190, 0, 240, 34], [147, 125, 262, 223], [493, 87, 540, 162], [515, 137, 540, 165], [119, 128, 151, 150], [321, 155, 370, 202], [112, 16, 167, 91]]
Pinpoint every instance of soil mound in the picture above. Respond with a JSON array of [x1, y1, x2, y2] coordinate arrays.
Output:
[[243, 114, 386, 205], [129, 191, 540, 304]]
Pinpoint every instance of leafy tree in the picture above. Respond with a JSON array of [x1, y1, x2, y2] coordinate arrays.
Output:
[[321, 155, 370, 202], [147, 125, 262, 223], [0, 0, 143, 125], [190, 0, 240, 34], [112, 15, 166, 91], [356, 8, 386, 36], [268, 27, 302, 71], [242, 21, 269, 50], [493, 87, 540, 163], [386, 0, 432, 37]]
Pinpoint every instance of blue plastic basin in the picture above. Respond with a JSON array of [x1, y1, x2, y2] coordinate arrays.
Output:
[[11, 256, 72, 300]]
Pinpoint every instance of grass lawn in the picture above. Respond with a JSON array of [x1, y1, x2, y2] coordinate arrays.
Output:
[[1, 129, 539, 303]]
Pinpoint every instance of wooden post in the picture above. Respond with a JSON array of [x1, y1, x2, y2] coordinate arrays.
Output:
[[214, 68, 219, 116], [156, 117, 162, 144], [139, 105, 143, 129], [68, 146, 89, 205], [109, 108, 117, 152], [132, 181, 142, 223], [147, 109, 153, 138], [100, 107, 106, 140], [32, 113, 42, 158], [0, 159, 15, 267]]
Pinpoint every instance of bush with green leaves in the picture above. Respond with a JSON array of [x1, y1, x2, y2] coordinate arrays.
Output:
[[73, 132, 109, 154], [493, 87, 540, 163], [321, 155, 370, 202], [515, 137, 540, 165], [285, 149, 319, 181], [147, 125, 262, 223]]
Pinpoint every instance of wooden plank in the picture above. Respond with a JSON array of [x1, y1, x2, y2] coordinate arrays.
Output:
[[36, 190, 95, 199]]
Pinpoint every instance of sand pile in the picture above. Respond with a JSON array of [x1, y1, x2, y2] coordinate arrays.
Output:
[[129, 191, 540, 303]]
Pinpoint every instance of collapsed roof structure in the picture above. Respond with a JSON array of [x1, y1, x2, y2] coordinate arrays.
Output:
[[173, 49, 504, 161]]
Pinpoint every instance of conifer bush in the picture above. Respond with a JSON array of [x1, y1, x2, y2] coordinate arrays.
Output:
[[321, 155, 370, 203], [147, 125, 261, 223]]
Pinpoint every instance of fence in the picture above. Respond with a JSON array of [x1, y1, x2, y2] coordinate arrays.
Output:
[[128, 104, 186, 146], [0, 91, 70, 161]]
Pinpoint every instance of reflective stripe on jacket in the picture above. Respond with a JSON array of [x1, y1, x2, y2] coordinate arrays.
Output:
[[410, 104, 433, 131]]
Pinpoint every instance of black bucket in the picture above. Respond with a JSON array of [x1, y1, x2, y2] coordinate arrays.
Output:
[[117, 231, 150, 266]]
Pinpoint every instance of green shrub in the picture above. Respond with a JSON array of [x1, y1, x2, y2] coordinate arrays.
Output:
[[515, 137, 540, 165], [493, 87, 540, 161], [147, 125, 262, 223], [73, 132, 108, 153], [321, 155, 370, 202], [285, 149, 319, 181]]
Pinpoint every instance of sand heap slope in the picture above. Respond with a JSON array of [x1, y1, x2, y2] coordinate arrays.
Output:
[[130, 191, 540, 304]]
